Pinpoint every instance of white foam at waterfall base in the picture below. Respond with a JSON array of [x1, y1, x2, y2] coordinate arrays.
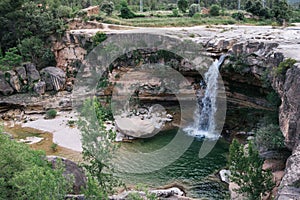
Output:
[[184, 56, 225, 140]]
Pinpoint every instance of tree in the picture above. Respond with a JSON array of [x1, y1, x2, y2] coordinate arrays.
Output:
[[255, 124, 285, 151], [271, 0, 292, 25], [229, 139, 274, 200], [100, 1, 115, 16], [77, 98, 121, 199], [177, 0, 188, 13], [0, 47, 22, 70], [189, 3, 201, 17], [210, 4, 220, 16], [0, 129, 72, 199]]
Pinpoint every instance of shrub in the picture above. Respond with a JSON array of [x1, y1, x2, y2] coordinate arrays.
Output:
[[93, 32, 107, 46], [56, 5, 72, 18], [120, 6, 136, 19], [229, 139, 275, 200], [275, 58, 296, 75], [46, 109, 57, 119], [0, 47, 22, 71], [172, 8, 179, 17], [232, 12, 245, 20], [189, 4, 201, 17], [177, 0, 188, 13], [100, 1, 114, 16], [210, 4, 220, 16], [51, 143, 58, 152], [255, 124, 285, 151]]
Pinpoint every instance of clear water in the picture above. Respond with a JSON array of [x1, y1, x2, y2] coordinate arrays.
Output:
[[115, 129, 229, 199]]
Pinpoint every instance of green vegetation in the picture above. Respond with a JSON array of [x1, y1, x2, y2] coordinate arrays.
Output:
[[100, 1, 115, 16], [51, 142, 58, 152], [46, 109, 58, 119], [255, 124, 285, 151], [274, 58, 297, 76], [77, 97, 121, 199], [0, 47, 22, 71], [0, 131, 72, 199], [229, 139, 275, 200], [189, 4, 201, 17], [92, 32, 108, 46], [210, 4, 221, 16], [177, 0, 188, 13]]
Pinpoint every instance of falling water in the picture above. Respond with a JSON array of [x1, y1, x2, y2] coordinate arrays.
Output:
[[184, 55, 226, 139]]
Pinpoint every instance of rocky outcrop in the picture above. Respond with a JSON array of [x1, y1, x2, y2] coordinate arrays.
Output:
[[0, 71, 14, 96], [25, 63, 40, 83], [41, 67, 66, 91]]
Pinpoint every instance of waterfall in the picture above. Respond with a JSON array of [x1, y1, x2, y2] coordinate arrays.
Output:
[[184, 55, 226, 139]]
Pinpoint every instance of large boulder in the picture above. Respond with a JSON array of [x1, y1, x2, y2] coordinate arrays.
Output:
[[0, 72, 14, 95], [47, 156, 86, 194], [24, 63, 40, 83], [8, 72, 21, 92], [41, 67, 66, 91], [15, 66, 27, 81]]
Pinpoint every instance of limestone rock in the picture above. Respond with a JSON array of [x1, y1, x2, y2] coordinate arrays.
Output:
[[9, 74, 21, 92], [24, 63, 40, 83], [0, 72, 14, 95], [219, 169, 231, 183], [15, 66, 27, 81], [33, 81, 46, 95], [41, 67, 66, 91]]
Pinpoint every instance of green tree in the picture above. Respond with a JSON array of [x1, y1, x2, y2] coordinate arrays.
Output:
[[100, 1, 115, 16], [18, 37, 56, 69], [210, 4, 220, 16], [177, 0, 188, 13], [77, 98, 121, 199], [0, 47, 22, 71], [272, 0, 292, 24], [255, 124, 285, 151], [0, 129, 72, 199], [229, 139, 275, 200]]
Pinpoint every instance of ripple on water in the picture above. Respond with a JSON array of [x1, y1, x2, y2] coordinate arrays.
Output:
[[114, 129, 229, 199]]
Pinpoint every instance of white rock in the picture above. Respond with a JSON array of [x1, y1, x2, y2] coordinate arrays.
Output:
[[219, 169, 231, 184]]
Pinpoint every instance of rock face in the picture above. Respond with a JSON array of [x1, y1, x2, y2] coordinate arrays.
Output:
[[25, 63, 40, 83], [33, 81, 46, 95], [0, 72, 14, 95], [41, 67, 66, 91]]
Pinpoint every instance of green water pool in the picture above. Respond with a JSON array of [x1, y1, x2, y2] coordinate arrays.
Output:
[[114, 129, 230, 199]]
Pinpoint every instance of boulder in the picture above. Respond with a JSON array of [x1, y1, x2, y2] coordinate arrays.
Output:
[[33, 81, 46, 95], [41, 67, 66, 91], [9, 74, 21, 92], [24, 63, 40, 83], [47, 156, 86, 194], [0, 72, 14, 95], [15, 66, 27, 81], [219, 169, 231, 184]]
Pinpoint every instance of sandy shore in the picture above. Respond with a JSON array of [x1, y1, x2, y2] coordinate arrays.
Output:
[[22, 111, 83, 152]]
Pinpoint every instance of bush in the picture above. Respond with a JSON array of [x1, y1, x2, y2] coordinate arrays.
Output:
[[177, 0, 188, 13], [210, 4, 220, 16], [255, 124, 285, 151], [56, 5, 72, 18], [189, 4, 201, 17], [232, 12, 245, 20], [120, 5, 136, 19], [229, 139, 275, 200], [46, 109, 57, 119], [0, 132, 71, 199], [274, 58, 296, 75], [100, 1, 114, 16], [92, 32, 107, 46], [172, 8, 179, 17], [0, 47, 22, 71]]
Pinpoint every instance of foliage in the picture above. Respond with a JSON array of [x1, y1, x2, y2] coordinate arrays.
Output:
[[172, 8, 180, 17], [51, 142, 58, 152], [272, 0, 292, 24], [18, 36, 56, 69], [100, 1, 115, 16], [177, 0, 189, 13], [92, 32, 108, 46], [56, 5, 73, 18], [0, 47, 22, 71], [189, 4, 201, 17], [120, 1, 136, 19], [232, 12, 245, 20], [274, 58, 297, 75], [77, 97, 121, 199], [210, 4, 221, 16], [224, 54, 249, 75], [266, 90, 281, 107], [229, 139, 275, 200], [255, 124, 285, 151], [46, 109, 58, 119], [0, 131, 71, 200]]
